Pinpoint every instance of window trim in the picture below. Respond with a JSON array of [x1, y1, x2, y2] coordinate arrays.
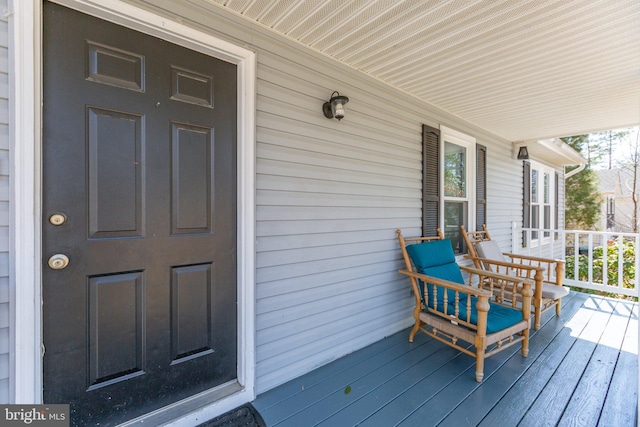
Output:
[[440, 126, 477, 254], [528, 160, 556, 246]]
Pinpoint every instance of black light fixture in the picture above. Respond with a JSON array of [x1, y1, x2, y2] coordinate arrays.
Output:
[[517, 146, 529, 160], [323, 91, 349, 121]]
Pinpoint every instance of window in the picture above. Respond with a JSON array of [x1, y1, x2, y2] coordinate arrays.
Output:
[[422, 125, 485, 255], [606, 196, 615, 229], [524, 161, 555, 245], [443, 129, 475, 254]]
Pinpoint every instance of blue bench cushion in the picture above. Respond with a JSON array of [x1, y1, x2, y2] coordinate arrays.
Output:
[[405, 238, 464, 284], [465, 298, 524, 334], [406, 238, 524, 334], [406, 239, 464, 307]]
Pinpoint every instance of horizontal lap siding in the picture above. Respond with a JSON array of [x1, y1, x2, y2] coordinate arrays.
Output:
[[255, 57, 421, 391], [485, 141, 524, 247], [0, 0, 8, 403], [88, 0, 526, 395]]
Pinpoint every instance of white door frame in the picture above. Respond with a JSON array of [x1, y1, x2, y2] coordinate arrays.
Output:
[[11, 0, 256, 423]]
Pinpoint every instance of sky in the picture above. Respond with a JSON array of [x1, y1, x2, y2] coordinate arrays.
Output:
[[588, 126, 640, 170]]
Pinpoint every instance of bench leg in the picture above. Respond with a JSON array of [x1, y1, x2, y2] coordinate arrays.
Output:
[[534, 305, 541, 331], [409, 320, 421, 342], [475, 350, 485, 382], [556, 299, 562, 316]]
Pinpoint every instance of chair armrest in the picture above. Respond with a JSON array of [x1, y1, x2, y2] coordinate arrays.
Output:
[[398, 269, 492, 298], [464, 255, 544, 273], [503, 252, 565, 265], [502, 253, 565, 286], [460, 265, 536, 288], [461, 266, 533, 321], [399, 268, 533, 310], [399, 268, 532, 334], [398, 269, 492, 333]]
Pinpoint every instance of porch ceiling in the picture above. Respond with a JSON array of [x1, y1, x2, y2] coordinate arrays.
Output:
[[209, 0, 640, 142]]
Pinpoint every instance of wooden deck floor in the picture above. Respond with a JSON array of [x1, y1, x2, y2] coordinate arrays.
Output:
[[253, 291, 638, 426]]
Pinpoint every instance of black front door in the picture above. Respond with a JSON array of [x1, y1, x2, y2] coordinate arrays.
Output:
[[42, 3, 238, 425]]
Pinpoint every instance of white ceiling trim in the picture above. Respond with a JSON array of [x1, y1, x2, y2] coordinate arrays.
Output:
[[210, 0, 640, 141]]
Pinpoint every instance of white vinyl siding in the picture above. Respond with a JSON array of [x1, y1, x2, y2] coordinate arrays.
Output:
[[254, 54, 421, 391], [0, 0, 9, 403], [6, 0, 564, 399]]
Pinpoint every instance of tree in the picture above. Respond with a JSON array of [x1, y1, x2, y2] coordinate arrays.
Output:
[[590, 129, 631, 169], [617, 130, 640, 232], [562, 135, 602, 229]]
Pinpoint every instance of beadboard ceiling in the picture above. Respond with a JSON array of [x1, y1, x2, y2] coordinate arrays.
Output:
[[209, 0, 640, 142]]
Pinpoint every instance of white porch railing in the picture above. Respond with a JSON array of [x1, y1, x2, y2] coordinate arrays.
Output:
[[511, 224, 639, 298]]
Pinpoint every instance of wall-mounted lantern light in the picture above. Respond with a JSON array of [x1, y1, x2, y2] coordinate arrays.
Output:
[[322, 91, 349, 121], [517, 146, 530, 160]]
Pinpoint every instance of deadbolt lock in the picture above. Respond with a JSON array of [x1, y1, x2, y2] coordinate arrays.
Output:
[[49, 213, 67, 226], [48, 254, 69, 270]]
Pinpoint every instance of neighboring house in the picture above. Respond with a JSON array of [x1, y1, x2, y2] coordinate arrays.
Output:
[[597, 168, 640, 233], [0, 1, 620, 426]]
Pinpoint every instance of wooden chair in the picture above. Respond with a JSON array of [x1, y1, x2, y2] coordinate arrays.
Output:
[[396, 229, 532, 382], [461, 224, 569, 330]]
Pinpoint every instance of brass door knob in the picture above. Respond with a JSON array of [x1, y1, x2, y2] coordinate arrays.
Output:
[[48, 254, 70, 270], [49, 213, 67, 226]]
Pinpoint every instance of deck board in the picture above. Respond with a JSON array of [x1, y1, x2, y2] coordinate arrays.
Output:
[[518, 297, 620, 426], [317, 345, 471, 426], [440, 291, 588, 427], [557, 301, 632, 426], [253, 330, 410, 411], [256, 332, 433, 424], [477, 292, 595, 426], [399, 294, 585, 427], [253, 293, 638, 427], [278, 335, 442, 426], [598, 303, 638, 427]]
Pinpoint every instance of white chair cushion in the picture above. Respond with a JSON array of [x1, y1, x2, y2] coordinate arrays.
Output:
[[475, 240, 507, 263], [541, 283, 570, 299]]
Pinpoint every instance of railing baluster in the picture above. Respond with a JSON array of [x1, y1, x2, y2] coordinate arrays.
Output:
[[574, 230, 579, 283], [602, 232, 608, 287], [618, 237, 624, 290], [537, 227, 543, 258], [587, 233, 593, 283], [636, 234, 640, 293]]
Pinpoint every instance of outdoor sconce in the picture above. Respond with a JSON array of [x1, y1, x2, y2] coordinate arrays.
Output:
[[517, 146, 530, 160], [323, 91, 349, 121]]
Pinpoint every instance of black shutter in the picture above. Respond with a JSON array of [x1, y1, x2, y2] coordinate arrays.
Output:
[[555, 171, 560, 239], [422, 125, 440, 237], [476, 144, 487, 230], [522, 161, 531, 247]]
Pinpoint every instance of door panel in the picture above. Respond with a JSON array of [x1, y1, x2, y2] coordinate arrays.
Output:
[[87, 107, 143, 238], [88, 272, 144, 388], [172, 123, 213, 234], [42, 3, 238, 425]]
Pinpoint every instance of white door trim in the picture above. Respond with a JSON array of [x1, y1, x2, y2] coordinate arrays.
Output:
[[11, 0, 256, 423]]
